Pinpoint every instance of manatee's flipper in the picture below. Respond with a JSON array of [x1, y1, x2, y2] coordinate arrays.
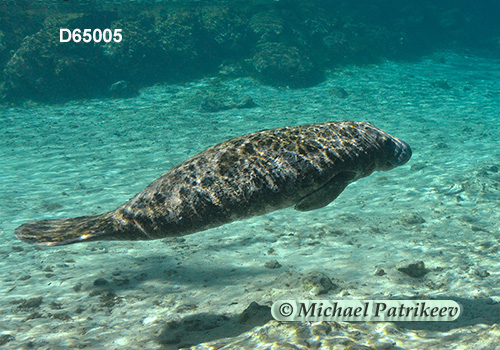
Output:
[[15, 213, 116, 246], [294, 171, 357, 211]]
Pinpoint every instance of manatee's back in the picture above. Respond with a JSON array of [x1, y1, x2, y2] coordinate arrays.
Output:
[[15, 121, 408, 246], [109, 122, 363, 239]]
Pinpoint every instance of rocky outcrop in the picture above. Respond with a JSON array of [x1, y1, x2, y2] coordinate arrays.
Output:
[[1, 1, 498, 102]]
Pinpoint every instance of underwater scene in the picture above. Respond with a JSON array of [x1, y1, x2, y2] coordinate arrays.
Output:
[[1, 0, 500, 349]]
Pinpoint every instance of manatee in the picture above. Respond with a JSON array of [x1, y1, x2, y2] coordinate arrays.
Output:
[[15, 121, 411, 246]]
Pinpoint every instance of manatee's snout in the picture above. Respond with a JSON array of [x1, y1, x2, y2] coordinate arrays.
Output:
[[386, 137, 412, 169], [360, 122, 412, 171]]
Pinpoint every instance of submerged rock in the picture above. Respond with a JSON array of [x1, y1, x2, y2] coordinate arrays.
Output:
[[249, 42, 322, 88], [198, 5, 250, 57], [396, 260, 428, 278], [157, 302, 272, 347], [98, 290, 121, 308], [474, 269, 490, 278], [238, 302, 272, 325], [302, 271, 337, 295], [0, 334, 14, 346], [93, 278, 109, 286], [197, 81, 258, 112], [249, 10, 285, 42], [1, 13, 116, 102], [264, 259, 282, 269], [156, 314, 230, 347], [17, 297, 43, 310], [400, 213, 426, 225]]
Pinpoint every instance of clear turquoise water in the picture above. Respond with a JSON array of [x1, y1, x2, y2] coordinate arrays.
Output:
[[2, 50, 500, 348]]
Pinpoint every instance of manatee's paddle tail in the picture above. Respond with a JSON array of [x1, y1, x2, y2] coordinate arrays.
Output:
[[15, 213, 117, 246]]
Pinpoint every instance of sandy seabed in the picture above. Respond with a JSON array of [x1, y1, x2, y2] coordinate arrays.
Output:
[[1, 50, 500, 349]]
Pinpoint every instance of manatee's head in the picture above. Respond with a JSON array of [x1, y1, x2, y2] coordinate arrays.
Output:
[[359, 122, 412, 171]]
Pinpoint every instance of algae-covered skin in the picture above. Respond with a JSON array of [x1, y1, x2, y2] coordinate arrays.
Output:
[[15, 121, 411, 246]]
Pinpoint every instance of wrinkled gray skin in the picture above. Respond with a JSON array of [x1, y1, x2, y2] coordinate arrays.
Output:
[[15, 121, 411, 246]]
